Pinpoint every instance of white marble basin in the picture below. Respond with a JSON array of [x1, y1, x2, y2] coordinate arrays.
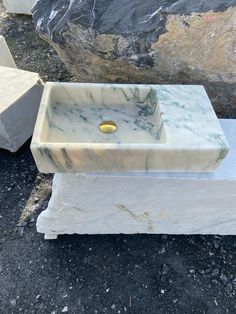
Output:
[[31, 83, 229, 173]]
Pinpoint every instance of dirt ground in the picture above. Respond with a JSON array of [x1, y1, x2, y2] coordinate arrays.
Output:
[[0, 2, 235, 314], [0, 2, 72, 82]]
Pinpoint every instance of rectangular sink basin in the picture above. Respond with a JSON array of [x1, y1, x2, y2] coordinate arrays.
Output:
[[31, 83, 229, 173]]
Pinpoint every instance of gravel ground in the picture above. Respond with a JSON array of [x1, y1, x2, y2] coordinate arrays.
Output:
[[0, 2, 72, 82], [0, 3, 236, 314]]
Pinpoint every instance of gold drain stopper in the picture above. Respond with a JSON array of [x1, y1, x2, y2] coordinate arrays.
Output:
[[99, 120, 117, 134]]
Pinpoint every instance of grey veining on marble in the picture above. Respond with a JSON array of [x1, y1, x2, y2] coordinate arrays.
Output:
[[31, 83, 229, 173], [47, 88, 165, 144]]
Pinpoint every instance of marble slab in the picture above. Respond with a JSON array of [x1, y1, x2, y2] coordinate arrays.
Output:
[[3, 0, 37, 15], [0, 36, 16, 68], [31, 83, 229, 173], [37, 119, 236, 239], [0, 66, 43, 152]]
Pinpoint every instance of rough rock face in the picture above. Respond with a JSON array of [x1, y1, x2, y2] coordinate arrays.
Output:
[[32, 0, 236, 117]]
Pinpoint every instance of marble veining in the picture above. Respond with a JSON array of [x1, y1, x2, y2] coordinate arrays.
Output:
[[31, 83, 229, 173], [46, 87, 165, 144]]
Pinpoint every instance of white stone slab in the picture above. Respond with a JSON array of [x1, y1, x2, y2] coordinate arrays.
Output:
[[3, 0, 37, 15], [0, 66, 43, 152], [0, 36, 16, 68], [37, 119, 236, 238]]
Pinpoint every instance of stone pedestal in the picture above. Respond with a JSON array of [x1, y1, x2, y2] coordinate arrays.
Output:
[[0, 66, 43, 152], [0, 36, 16, 68], [37, 119, 236, 239]]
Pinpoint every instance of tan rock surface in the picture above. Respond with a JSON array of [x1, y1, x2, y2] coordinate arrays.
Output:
[[33, 1, 236, 117]]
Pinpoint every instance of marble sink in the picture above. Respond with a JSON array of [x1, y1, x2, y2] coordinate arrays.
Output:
[[31, 83, 229, 173]]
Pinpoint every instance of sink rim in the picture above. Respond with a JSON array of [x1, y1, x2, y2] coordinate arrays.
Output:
[[32, 82, 230, 151]]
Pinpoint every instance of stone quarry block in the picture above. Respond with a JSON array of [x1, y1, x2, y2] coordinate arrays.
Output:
[[32, 0, 236, 117], [0, 66, 43, 152], [0, 36, 16, 68], [3, 0, 37, 15], [37, 119, 236, 239]]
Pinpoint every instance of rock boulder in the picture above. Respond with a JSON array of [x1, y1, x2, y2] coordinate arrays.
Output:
[[32, 0, 236, 117]]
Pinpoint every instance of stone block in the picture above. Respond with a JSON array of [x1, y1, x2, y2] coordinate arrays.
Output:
[[0, 36, 16, 68], [3, 0, 37, 15], [37, 119, 236, 238], [32, 0, 236, 117], [0, 66, 43, 152]]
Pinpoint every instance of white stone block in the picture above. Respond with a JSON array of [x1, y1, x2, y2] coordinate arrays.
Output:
[[37, 119, 236, 238], [0, 36, 16, 68], [0, 66, 43, 152], [3, 0, 37, 15]]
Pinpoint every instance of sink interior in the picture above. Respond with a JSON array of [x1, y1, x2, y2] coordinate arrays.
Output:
[[41, 84, 166, 144]]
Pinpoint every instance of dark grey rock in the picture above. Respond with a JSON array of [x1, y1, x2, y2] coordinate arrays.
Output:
[[32, 0, 236, 117], [161, 264, 170, 275], [9, 299, 16, 307], [212, 269, 220, 276]]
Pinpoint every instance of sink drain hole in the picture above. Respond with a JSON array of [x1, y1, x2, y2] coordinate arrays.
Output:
[[99, 120, 117, 134]]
